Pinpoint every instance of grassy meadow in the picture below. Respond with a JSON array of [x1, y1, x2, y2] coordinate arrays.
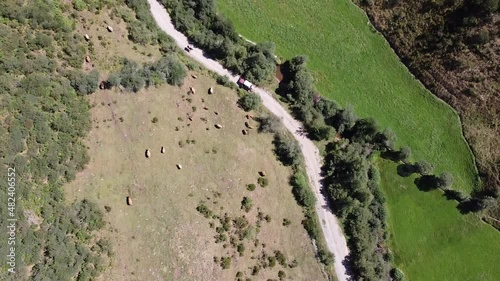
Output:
[[217, 0, 478, 193], [378, 160, 500, 281], [64, 7, 327, 281], [215, 0, 500, 280]]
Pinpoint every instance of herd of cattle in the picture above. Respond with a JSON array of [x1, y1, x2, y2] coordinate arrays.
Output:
[[126, 84, 257, 206]]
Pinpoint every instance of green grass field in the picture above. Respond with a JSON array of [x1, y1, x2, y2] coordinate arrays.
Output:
[[217, 0, 478, 193], [378, 160, 500, 281]]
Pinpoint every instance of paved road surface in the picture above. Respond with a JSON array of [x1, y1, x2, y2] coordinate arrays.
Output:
[[147, 1, 350, 280]]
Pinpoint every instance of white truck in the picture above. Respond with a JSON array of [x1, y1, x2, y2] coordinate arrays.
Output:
[[237, 76, 254, 91]]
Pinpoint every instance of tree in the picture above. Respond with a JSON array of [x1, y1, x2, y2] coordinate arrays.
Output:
[[413, 160, 433, 175], [391, 268, 405, 281], [373, 128, 397, 151], [436, 171, 454, 189], [238, 93, 261, 111], [478, 196, 497, 211], [273, 134, 302, 167], [334, 106, 357, 133], [397, 146, 412, 162], [258, 115, 282, 134]]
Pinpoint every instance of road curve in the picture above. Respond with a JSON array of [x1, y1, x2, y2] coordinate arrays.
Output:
[[147, 1, 350, 280]]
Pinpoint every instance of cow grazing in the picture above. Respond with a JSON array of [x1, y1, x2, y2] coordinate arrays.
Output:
[[245, 122, 254, 129], [145, 149, 151, 158], [161, 146, 165, 154], [126, 196, 133, 206], [189, 87, 196, 95], [84, 34, 90, 41], [242, 130, 248, 135], [107, 25, 113, 32], [208, 87, 214, 94], [214, 124, 223, 129], [259, 171, 267, 177], [176, 164, 182, 169]]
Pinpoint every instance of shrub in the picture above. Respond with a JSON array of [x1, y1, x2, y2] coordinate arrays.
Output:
[[220, 257, 231, 269], [216, 75, 235, 88], [151, 117, 158, 123], [274, 250, 287, 266], [237, 243, 245, 256], [257, 177, 268, 187], [247, 183, 256, 191], [241, 197, 253, 212], [238, 93, 262, 111], [391, 268, 405, 281], [66, 69, 100, 95], [273, 134, 302, 167], [258, 115, 282, 134], [318, 249, 334, 265], [282, 218, 291, 226], [291, 170, 316, 207], [278, 270, 286, 280], [196, 203, 212, 218]]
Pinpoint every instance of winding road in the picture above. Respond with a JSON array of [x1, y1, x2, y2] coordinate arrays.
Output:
[[147, 1, 350, 280]]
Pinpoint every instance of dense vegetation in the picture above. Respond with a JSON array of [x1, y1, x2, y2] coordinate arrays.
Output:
[[120, 0, 178, 53], [0, 1, 112, 280], [356, 0, 500, 228], [107, 56, 186, 92], [161, 0, 277, 84]]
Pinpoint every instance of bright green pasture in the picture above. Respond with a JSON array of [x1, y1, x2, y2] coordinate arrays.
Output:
[[217, 0, 478, 193], [378, 160, 500, 281]]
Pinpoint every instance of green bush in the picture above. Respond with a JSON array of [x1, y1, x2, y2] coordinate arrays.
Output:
[[237, 243, 245, 256], [291, 170, 316, 208], [273, 133, 302, 167], [241, 197, 253, 212], [391, 268, 405, 281], [196, 203, 213, 218], [257, 177, 268, 187], [247, 183, 256, 191], [258, 115, 283, 134], [114, 56, 186, 92], [221, 257, 231, 269], [66, 69, 100, 95], [238, 93, 261, 111]]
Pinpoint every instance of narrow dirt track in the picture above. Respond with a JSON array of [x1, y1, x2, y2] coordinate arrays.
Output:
[[147, 1, 350, 280]]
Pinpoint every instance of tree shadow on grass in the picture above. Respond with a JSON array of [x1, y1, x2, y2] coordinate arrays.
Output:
[[397, 163, 415, 177], [414, 175, 438, 192]]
